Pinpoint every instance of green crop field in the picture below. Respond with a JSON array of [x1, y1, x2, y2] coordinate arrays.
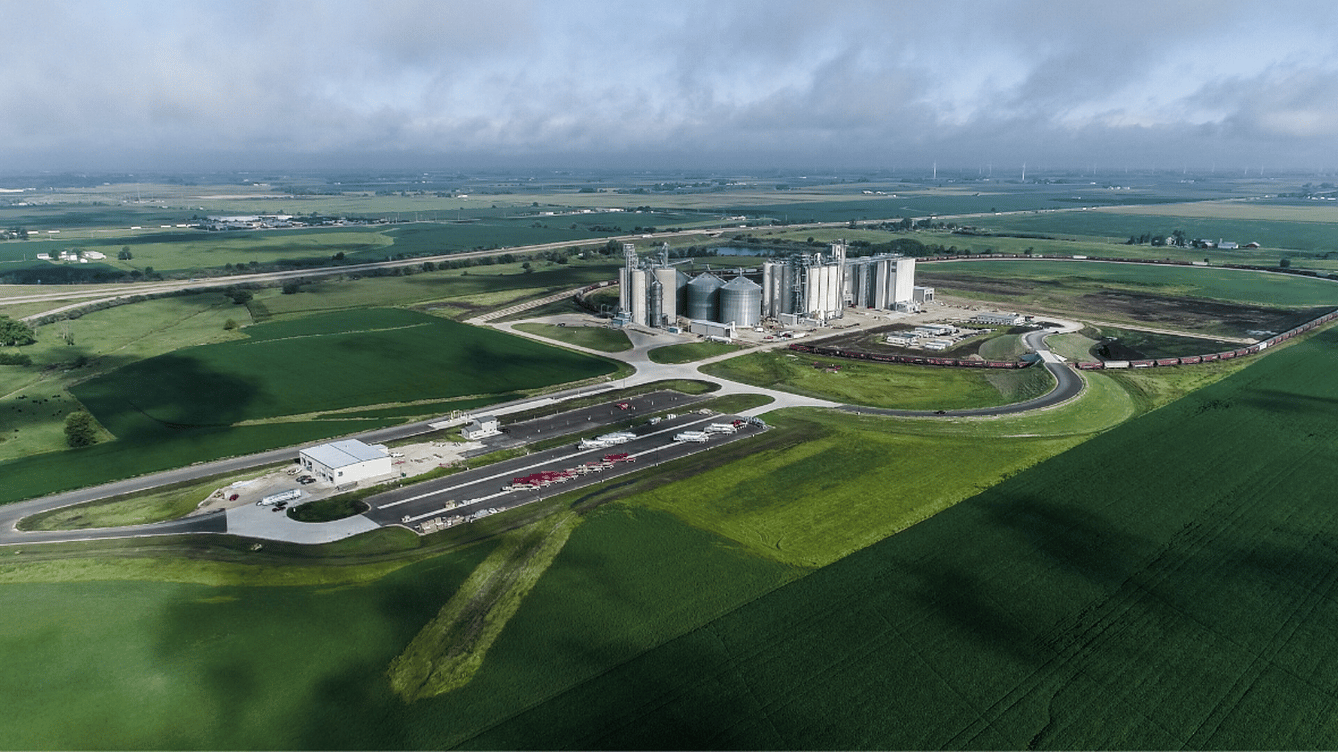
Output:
[[0, 308, 616, 505], [0, 504, 802, 750], [451, 322, 1338, 750], [701, 349, 1054, 409], [72, 308, 615, 435], [922, 259, 1338, 308], [971, 204, 1338, 253]]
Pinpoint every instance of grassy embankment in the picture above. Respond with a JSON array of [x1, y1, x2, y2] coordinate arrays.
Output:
[[702, 349, 1055, 410], [512, 322, 632, 352], [388, 510, 581, 701], [646, 340, 741, 363]]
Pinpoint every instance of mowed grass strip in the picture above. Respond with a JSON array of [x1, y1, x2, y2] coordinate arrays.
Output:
[[463, 323, 1338, 751], [702, 349, 1051, 410], [647, 340, 741, 363], [513, 322, 632, 352], [388, 510, 581, 701]]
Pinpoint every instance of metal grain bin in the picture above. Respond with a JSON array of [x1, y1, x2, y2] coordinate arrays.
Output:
[[686, 272, 725, 322], [719, 275, 762, 327]]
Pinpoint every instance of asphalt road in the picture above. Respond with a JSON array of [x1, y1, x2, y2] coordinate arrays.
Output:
[[482, 390, 706, 448], [365, 412, 762, 530]]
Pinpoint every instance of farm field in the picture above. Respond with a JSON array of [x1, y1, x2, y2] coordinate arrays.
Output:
[[701, 349, 1055, 409], [0, 503, 803, 750], [72, 308, 616, 434], [8, 171, 1338, 750], [0, 325, 1277, 750], [455, 321, 1338, 750], [0, 308, 616, 505], [919, 259, 1338, 337], [969, 203, 1338, 254]]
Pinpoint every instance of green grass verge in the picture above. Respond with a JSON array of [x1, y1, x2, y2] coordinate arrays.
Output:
[[647, 340, 741, 363], [16, 466, 281, 531], [286, 496, 371, 523], [388, 510, 581, 701], [513, 322, 632, 352], [702, 349, 1053, 410]]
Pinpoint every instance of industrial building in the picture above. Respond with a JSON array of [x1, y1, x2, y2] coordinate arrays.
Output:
[[461, 415, 501, 440], [618, 243, 690, 328], [299, 439, 393, 485], [617, 241, 921, 334]]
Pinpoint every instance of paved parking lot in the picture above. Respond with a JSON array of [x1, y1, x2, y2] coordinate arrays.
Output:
[[365, 410, 764, 533]]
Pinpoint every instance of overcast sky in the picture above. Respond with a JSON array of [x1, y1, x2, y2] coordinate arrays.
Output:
[[3, 0, 1336, 173]]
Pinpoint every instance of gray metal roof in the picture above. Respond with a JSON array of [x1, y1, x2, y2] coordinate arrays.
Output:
[[301, 439, 389, 468]]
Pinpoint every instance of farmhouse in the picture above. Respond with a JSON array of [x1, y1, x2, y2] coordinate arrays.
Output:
[[299, 439, 393, 485], [461, 414, 501, 440]]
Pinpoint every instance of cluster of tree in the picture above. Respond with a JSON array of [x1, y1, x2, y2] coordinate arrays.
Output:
[[0, 316, 36, 346], [1125, 229, 1189, 247], [2, 226, 28, 240], [64, 411, 98, 448]]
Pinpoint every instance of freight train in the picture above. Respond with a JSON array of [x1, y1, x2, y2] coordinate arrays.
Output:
[[1074, 308, 1338, 370], [787, 343, 1024, 369]]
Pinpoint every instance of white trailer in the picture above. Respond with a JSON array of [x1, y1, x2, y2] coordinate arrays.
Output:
[[257, 489, 302, 506]]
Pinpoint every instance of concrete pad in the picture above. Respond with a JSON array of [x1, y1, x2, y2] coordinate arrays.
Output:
[[225, 504, 379, 544]]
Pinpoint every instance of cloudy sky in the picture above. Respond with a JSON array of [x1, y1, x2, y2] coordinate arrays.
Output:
[[2, 0, 1336, 173]]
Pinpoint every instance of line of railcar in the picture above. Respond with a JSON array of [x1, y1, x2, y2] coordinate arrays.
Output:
[[788, 343, 1024, 369], [1075, 308, 1338, 370]]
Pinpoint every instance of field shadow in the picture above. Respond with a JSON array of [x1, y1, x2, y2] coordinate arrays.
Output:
[[983, 495, 1148, 590], [72, 354, 264, 438], [1238, 388, 1338, 415]]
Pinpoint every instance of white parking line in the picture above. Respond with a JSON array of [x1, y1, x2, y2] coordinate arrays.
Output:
[[400, 418, 753, 523], [379, 415, 722, 511]]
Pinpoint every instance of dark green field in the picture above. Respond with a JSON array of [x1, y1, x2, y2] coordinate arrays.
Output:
[[0, 506, 802, 749], [71, 308, 614, 437], [970, 208, 1338, 252], [0, 309, 615, 504], [456, 324, 1338, 749], [8, 325, 1335, 748]]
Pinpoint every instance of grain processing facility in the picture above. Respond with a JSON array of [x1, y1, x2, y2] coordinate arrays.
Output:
[[618, 242, 925, 332]]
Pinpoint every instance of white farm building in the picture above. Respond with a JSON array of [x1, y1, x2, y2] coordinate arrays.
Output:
[[299, 439, 393, 485], [461, 415, 501, 440]]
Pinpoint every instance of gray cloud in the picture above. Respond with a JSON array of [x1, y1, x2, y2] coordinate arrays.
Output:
[[1, 0, 1335, 171]]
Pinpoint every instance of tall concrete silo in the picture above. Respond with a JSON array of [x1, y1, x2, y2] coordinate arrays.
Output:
[[719, 276, 762, 327]]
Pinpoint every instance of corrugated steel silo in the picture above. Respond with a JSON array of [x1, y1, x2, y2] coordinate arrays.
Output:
[[647, 279, 663, 327], [719, 276, 762, 326], [686, 272, 725, 322]]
